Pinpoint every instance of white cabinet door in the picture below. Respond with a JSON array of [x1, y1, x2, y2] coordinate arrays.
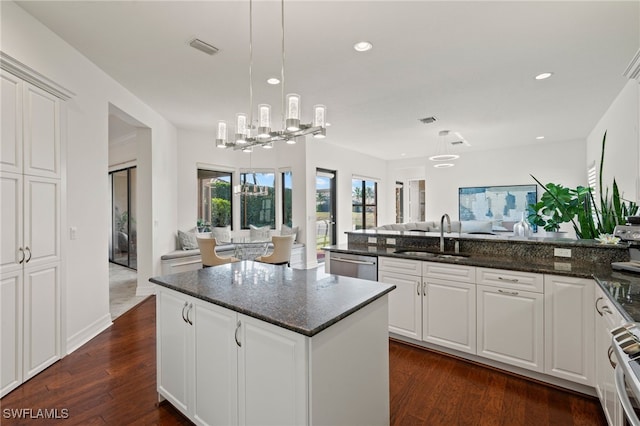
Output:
[[477, 284, 544, 372], [1, 270, 23, 396], [157, 290, 191, 416], [22, 83, 60, 179], [24, 176, 60, 268], [23, 262, 60, 380], [544, 275, 594, 385], [1, 72, 22, 174], [423, 277, 476, 354], [1, 172, 23, 274], [193, 300, 238, 426], [379, 270, 422, 340], [238, 314, 307, 426], [595, 287, 624, 426]]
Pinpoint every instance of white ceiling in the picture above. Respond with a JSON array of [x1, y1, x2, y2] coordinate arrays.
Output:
[[16, 1, 640, 160]]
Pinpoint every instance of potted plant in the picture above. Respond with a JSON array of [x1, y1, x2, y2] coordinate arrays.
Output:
[[530, 131, 637, 239]]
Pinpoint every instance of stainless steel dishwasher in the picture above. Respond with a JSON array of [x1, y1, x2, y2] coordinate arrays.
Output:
[[328, 252, 377, 281]]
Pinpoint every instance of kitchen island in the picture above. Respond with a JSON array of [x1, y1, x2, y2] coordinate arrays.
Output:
[[150, 261, 395, 426]]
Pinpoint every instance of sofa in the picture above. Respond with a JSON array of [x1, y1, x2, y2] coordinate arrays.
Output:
[[375, 220, 495, 234]]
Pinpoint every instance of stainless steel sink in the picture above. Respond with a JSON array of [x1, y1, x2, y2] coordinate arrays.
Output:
[[394, 250, 438, 258]]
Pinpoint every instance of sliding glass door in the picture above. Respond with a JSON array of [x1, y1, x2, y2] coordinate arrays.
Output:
[[316, 169, 336, 263], [109, 167, 137, 269]]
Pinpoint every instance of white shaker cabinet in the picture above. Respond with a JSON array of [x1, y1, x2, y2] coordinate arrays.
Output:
[[1, 69, 63, 398], [379, 257, 422, 340], [594, 285, 625, 426], [476, 268, 544, 372], [157, 287, 307, 426], [544, 275, 594, 386], [422, 262, 476, 354]]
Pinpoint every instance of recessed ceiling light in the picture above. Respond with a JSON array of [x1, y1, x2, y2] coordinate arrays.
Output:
[[434, 163, 454, 168], [267, 77, 280, 85], [536, 136, 545, 140], [353, 41, 373, 52], [535, 72, 553, 80]]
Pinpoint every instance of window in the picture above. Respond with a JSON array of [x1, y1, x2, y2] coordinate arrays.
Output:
[[240, 171, 275, 229], [198, 169, 232, 230], [352, 178, 377, 230], [282, 171, 293, 227]]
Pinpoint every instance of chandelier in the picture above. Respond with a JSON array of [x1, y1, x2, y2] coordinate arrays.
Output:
[[216, 0, 327, 152], [429, 130, 460, 168]]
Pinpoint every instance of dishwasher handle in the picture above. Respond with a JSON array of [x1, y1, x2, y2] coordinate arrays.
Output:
[[331, 257, 376, 266]]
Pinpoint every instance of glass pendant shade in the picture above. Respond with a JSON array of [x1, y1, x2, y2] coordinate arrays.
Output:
[[258, 104, 271, 138], [235, 113, 248, 143], [216, 120, 228, 148], [313, 104, 327, 139], [285, 93, 301, 131]]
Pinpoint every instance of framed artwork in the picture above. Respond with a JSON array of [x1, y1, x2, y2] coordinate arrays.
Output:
[[458, 184, 537, 232]]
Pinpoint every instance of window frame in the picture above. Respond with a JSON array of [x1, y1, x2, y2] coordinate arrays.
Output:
[[197, 168, 233, 230], [239, 169, 276, 230], [352, 178, 378, 230]]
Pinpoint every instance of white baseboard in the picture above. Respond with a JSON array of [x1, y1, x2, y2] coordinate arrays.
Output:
[[65, 313, 112, 355]]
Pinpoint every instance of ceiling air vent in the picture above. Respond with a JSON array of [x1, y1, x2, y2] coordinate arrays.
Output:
[[189, 38, 219, 56], [418, 116, 437, 124]]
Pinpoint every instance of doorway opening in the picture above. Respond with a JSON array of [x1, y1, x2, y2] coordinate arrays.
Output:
[[109, 166, 137, 269], [395, 181, 404, 223], [316, 169, 336, 263], [407, 179, 426, 222]]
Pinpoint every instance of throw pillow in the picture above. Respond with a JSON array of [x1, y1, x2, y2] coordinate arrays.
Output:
[[211, 225, 231, 243], [178, 230, 198, 250], [281, 224, 299, 242], [249, 224, 271, 240]]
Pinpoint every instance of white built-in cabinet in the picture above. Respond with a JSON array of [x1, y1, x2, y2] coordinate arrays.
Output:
[[381, 256, 597, 386], [379, 257, 476, 355], [0, 69, 64, 398], [157, 288, 306, 426], [156, 286, 390, 426], [544, 275, 595, 386], [595, 285, 625, 426], [476, 267, 544, 372], [422, 262, 476, 354], [379, 257, 422, 340]]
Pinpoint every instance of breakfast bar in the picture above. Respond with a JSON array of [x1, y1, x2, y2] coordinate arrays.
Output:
[[150, 261, 395, 426]]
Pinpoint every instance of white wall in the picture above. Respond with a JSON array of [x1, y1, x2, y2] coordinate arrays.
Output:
[[307, 141, 388, 249], [387, 139, 586, 234], [587, 79, 639, 204], [2, 1, 177, 352]]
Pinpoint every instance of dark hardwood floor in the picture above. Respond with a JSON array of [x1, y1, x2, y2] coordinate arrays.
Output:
[[1, 296, 606, 425]]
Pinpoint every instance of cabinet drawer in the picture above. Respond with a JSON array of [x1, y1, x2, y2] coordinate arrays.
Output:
[[476, 267, 543, 293], [423, 262, 475, 283], [378, 256, 421, 276]]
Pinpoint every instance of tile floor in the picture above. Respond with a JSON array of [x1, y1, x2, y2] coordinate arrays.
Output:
[[109, 262, 147, 320]]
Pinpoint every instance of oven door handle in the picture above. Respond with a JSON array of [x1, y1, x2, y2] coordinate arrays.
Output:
[[615, 365, 640, 426]]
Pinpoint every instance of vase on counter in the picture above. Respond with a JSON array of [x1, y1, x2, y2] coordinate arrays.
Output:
[[513, 212, 532, 237]]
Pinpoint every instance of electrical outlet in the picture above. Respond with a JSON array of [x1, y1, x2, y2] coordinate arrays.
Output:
[[554, 262, 572, 272], [368, 237, 377, 244], [554, 248, 571, 258], [387, 238, 396, 246]]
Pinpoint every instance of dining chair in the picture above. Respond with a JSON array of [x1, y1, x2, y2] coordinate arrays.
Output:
[[255, 234, 295, 266], [197, 237, 240, 267]]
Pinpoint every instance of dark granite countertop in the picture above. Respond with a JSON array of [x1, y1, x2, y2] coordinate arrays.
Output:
[[325, 244, 640, 322], [325, 244, 607, 279], [150, 261, 395, 337], [593, 270, 640, 323]]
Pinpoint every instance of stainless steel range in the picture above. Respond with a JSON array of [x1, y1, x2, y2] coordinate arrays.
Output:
[[613, 224, 640, 274], [611, 323, 640, 425]]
